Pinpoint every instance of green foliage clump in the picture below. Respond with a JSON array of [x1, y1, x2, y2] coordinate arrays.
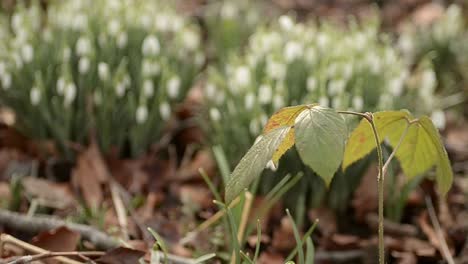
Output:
[[0, 0, 204, 157]]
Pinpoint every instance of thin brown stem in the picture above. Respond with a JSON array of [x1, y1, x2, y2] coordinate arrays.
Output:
[[7, 251, 104, 264]]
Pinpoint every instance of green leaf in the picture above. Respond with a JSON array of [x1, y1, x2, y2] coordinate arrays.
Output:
[[263, 105, 309, 133], [294, 106, 347, 186], [342, 111, 411, 170], [225, 126, 291, 202], [418, 117, 453, 195]]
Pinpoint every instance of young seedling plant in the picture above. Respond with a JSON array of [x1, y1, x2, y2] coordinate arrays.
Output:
[[225, 104, 453, 264]]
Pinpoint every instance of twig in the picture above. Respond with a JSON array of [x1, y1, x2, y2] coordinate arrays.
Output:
[[425, 196, 455, 264], [315, 249, 364, 263], [365, 213, 418, 237], [0, 209, 118, 250], [5, 251, 104, 264], [110, 181, 129, 241]]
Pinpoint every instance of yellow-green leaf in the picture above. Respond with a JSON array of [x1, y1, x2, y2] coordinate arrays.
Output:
[[271, 128, 295, 165], [225, 126, 291, 203], [342, 111, 411, 170], [294, 106, 347, 186], [263, 105, 309, 133]]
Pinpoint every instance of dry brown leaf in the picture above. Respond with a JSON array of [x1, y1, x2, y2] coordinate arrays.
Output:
[[95, 247, 145, 264], [72, 142, 109, 210], [411, 3, 445, 26], [22, 177, 76, 209], [352, 163, 379, 220], [31, 226, 80, 264], [392, 251, 418, 264], [258, 251, 284, 264], [178, 184, 212, 208], [309, 207, 337, 235], [175, 149, 216, 181], [403, 237, 437, 257], [271, 216, 296, 252]]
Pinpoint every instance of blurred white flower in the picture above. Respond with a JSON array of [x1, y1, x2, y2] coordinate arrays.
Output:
[[234, 66, 251, 88], [244, 92, 255, 110], [57, 78, 66, 94], [209, 108, 221, 122], [140, 15, 152, 29], [1, 73, 12, 90], [388, 77, 404, 96], [78, 57, 90, 74], [266, 60, 286, 81], [116, 32, 128, 49], [13, 53, 23, 69], [366, 53, 381, 74], [136, 105, 148, 124], [155, 14, 171, 32], [420, 69, 437, 96], [21, 44, 34, 63], [307, 76, 317, 92], [143, 79, 154, 97], [279, 15, 294, 31], [98, 62, 109, 81], [220, 2, 238, 19], [319, 96, 329, 107], [352, 96, 364, 111], [159, 101, 171, 120], [182, 29, 199, 51], [142, 35, 160, 56], [167, 76, 181, 99], [142, 60, 160, 77], [328, 79, 346, 95], [258, 84, 272, 104], [64, 82, 77, 106], [76, 37, 92, 56], [11, 14, 22, 33], [107, 19, 120, 36], [332, 97, 342, 109], [398, 34, 413, 55], [273, 94, 284, 109], [115, 82, 126, 97], [317, 33, 329, 50], [73, 13, 88, 30], [284, 41, 303, 63], [30, 87, 41, 105], [205, 83, 217, 99], [431, 110, 446, 130], [249, 119, 260, 135]]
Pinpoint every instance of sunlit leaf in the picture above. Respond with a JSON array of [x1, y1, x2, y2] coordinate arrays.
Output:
[[342, 111, 411, 170], [225, 126, 291, 202], [294, 106, 347, 186], [263, 105, 309, 133], [272, 128, 295, 166]]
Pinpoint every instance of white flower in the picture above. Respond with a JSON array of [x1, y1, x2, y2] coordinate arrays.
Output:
[[159, 101, 171, 120], [72, 13, 88, 30], [30, 87, 41, 105], [307, 76, 317, 92], [366, 53, 381, 74], [266, 160, 278, 171], [431, 110, 446, 130], [11, 14, 22, 33], [142, 60, 160, 77], [273, 94, 284, 109], [182, 29, 199, 51], [56, 78, 66, 94], [107, 19, 120, 36], [266, 60, 286, 81], [234, 66, 251, 88], [398, 34, 413, 55], [167, 76, 181, 99], [279, 15, 294, 31], [328, 79, 346, 95], [21, 44, 34, 63], [209, 108, 221, 122], [317, 33, 329, 49], [220, 2, 238, 19], [78, 57, 90, 74], [64, 83, 77, 106], [98, 62, 109, 81], [116, 32, 128, 49], [284, 41, 303, 63], [249, 119, 260, 135], [155, 14, 171, 32], [205, 83, 217, 99], [140, 15, 152, 29], [420, 69, 437, 96], [1, 73, 11, 90], [143, 79, 154, 97], [136, 105, 148, 124], [244, 92, 255, 110], [76, 37, 92, 56], [258, 84, 272, 104], [142, 35, 160, 56], [115, 82, 126, 97], [388, 77, 404, 96], [352, 96, 364, 111], [13, 53, 23, 69], [319, 96, 329, 107]]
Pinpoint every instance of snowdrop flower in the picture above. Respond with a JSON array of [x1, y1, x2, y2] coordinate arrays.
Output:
[[234, 66, 251, 88], [11, 14, 22, 33], [115, 82, 126, 97], [142, 60, 160, 77], [116, 32, 128, 49], [317, 33, 329, 50], [159, 101, 171, 120], [266, 60, 286, 81], [56, 78, 66, 94], [78, 57, 90, 74], [142, 79, 154, 97], [205, 83, 217, 99], [332, 97, 342, 109], [420, 69, 437, 96], [220, 2, 238, 19], [431, 110, 446, 130], [107, 19, 120, 36], [136, 105, 148, 124], [30, 87, 41, 105], [249, 119, 260, 135], [181, 29, 199, 51], [142, 35, 160, 56], [13, 53, 23, 69], [398, 34, 413, 55], [284, 41, 303, 63], [64, 82, 77, 106], [258, 84, 272, 104], [352, 96, 364, 111], [279, 15, 294, 31], [21, 44, 34, 63], [354, 33, 367, 51], [366, 53, 381, 74], [98, 62, 109, 81], [209, 108, 221, 122], [155, 14, 171, 32], [72, 13, 88, 31], [273, 94, 284, 109], [140, 15, 152, 29], [244, 92, 255, 110], [167, 76, 181, 99], [328, 79, 346, 95], [319, 96, 329, 107], [1, 73, 12, 90], [307, 76, 317, 92], [388, 77, 404, 96], [76, 37, 92, 56]]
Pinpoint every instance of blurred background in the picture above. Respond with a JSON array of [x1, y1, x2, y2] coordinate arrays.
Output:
[[0, 0, 467, 263]]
